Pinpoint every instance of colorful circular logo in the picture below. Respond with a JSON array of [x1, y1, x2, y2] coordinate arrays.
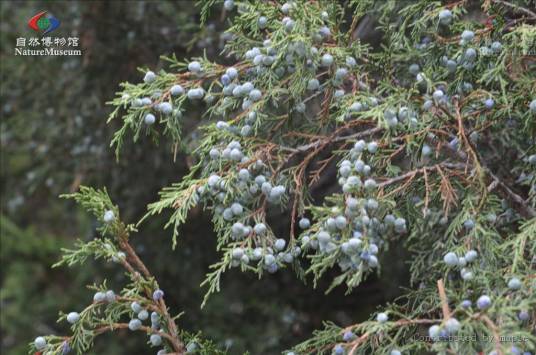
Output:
[[28, 11, 60, 35]]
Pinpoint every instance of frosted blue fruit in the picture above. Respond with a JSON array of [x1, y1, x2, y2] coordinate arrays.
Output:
[[465, 250, 478, 262], [281, 2, 291, 14], [346, 197, 359, 210], [105, 290, 116, 302], [207, 175, 221, 187], [491, 41, 502, 52], [307, 78, 320, 91], [221, 74, 231, 86], [334, 89, 345, 99], [157, 350, 167, 355], [138, 309, 149, 321], [223, 83, 235, 96], [150, 334, 162, 346], [346, 56, 357, 67], [284, 19, 295, 32], [460, 300, 471, 308], [258, 16, 268, 29], [339, 165, 351, 177], [93, 291, 106, 302], [232, 85, 243, 97], [529, 99, 536, 113], [423, 100, 433, 110], [364, 178, 377, 190], [255, 176, 267, 188], [131, 302, 142, 313], [367, 142, 378, 153], [376, 312, 388, 323], [333, 344, 344, 355], [242, 98, 253, 110], [476, 295, 491, 310], [129, 319, 142, 331], [422, 144, 432, 157], [461, 30, 475, 42], [238, 169, 250, 181], [349, 102, 364, 115], [231, 222, 245, 237], [249, 89, 262, 101], [458, 257, 467, 267], [282, 253, 293, 263], [187, 88, 205, 100], [144, 71, 156, 83], [103, 210, 115, 223], [507, 278, 522, 290], [463, 219, 475, 230], [144, 113, 156, 125], [170, 85, 184, 96], [409, 63, 420, 75], [439, 9, 452, 25], [518, 310, 529, 321], [445, 318, 460, 333], [153, 289, 164, 301], [231, 202, 243, 215], [141, 97, 152, 106], [319, 26, 331, 38], [321, 53, 334, 67], [384, 214, 395, 225], [342, 331, 355, 342], [317, 231, 331, 244], [335, 216, 347, 229], [368, 255, 378, 267], [484, 98, 494, 109], [347, 175, 361, 187], [230, 148, 243, 161], [253, 54, 264, 65], [151, 312, 159, 324], [67, 312, 80, 324], [529, 155, 536, 165], [254, 223, 267, 235], [264, 254, 276, 266], [354, 140, 366, 151], [348, 238, 362, 251], [428, 325, 440, 339], [299, 218, 310, 229], [35, 336, 47, 350], [460, 268, 473, 281], [209, 148, 220, 160], [188, 61, 202, 73], [226, 67, 238, 80], [61, 341, 71, 354], [390, 351, 402, 355], [241, 81, 254, 93], [443, 252, 459, 266], [366, 199, 378, 210], [232, 248, 244, 260], [275, 238, 286, 251], [446, 60, 457, 73], [465, 48, 477, 61], [294, 102, 306, 113], [335, 68, 348, 80], [433, 90, 444, 100], [159, 102, 172, 115]]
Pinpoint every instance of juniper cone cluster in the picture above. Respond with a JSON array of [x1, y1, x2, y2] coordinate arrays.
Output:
[[31, 0, 535, 354]]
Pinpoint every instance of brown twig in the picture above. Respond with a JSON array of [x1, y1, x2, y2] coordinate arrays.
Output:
[[437, 279, 451, 320]]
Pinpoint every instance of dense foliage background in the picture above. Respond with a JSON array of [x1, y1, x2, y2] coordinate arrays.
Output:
[[0, 2, 407, 354]]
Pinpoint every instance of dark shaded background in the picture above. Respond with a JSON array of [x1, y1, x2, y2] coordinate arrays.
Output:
[[0, 1, 409, 354]]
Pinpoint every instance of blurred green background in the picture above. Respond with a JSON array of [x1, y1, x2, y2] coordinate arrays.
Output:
[[0, 1, 409, 354]]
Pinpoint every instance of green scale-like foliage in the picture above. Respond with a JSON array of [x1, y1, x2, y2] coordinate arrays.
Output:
[[31, 0, 535, 354]]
